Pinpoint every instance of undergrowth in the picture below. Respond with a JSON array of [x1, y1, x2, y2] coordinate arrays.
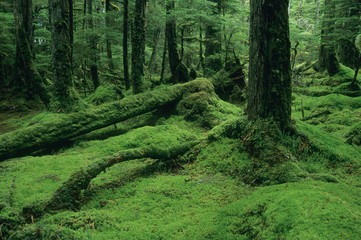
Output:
[[1, 75, 361, 239]]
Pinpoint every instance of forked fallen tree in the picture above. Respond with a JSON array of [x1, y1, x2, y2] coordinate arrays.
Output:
[[0, 79, 214, 161], [43, 140, 200, 212]]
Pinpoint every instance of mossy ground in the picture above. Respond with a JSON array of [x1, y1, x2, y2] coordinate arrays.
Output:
[[1, 75, 361, 239]]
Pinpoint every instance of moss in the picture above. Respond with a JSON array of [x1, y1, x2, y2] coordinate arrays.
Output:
[[215, 181, 361, 239], [10, 224, 86, 240], [84, 85, 123, 106], [345, 122, 361, 146]]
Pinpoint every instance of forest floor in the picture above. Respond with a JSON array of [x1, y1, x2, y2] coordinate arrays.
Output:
[[1, 65, 361, 239]]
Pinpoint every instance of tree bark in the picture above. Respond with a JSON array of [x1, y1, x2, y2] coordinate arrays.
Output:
[[44, 141, 200, 211], [87, 0, 100, 90], [160, 34, 167, 83], [123, 0, 130, 90], [247, 0, 292, 130], [50, 0, 73, 109], [105, 0, 114, 70], [318, 0, 339, 76], [165, 1, 180, 81], [13, 0, 50, 106], [148, 27, 163, 74], [0, 79, 213, 161], [131, 0, 146, 94]]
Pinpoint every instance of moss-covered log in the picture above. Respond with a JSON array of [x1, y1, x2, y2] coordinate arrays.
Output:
[[44, 141, 200, 211], [0, 79, 214, 161]]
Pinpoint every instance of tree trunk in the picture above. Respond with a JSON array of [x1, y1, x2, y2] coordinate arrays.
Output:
[[105, 0, 114, 70], [13, 0, 50, 106], [337, 0, 361, 72], [148, 27, 163, 74], [50, 0, 73, 109], [131, 0, 146, 94], [199, 26, 204, 70], [247, 0, 292, 130], [318, 0, 339, 76], [69, 0, 73, 63], [123, 0, 130, 90], [87, 0, 99, 90], [165, 1, 181, 82], [315, 0, 320, 24], [0, 79, 213, 161], [204, 0, 222, 75], [160, 34, 167, 83], [44, 141, 199, 211]]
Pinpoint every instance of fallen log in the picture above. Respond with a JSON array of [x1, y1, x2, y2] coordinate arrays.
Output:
[[0, 79, 214, 161], [43, 140, 200, 212]]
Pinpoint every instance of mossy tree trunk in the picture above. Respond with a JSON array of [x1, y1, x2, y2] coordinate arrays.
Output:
[[50, 0, 73, 109], [204, 0, 223, 75], [13, 0, 50, 106], [131, 0, 146, 94], [247, 0, 292, 131], [0, 79, 213, 161], [86, 0, 99, 90], [318, 0, 339, 76], [44, 141, 199, 211]]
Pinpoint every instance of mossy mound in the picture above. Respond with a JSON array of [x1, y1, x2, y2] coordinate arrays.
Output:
[[9, 224, 84, 240], [84, 85, 123, 106], [295, 64, 361, 97], [216, 181, 361, 239], [345, 122, 361, 146]]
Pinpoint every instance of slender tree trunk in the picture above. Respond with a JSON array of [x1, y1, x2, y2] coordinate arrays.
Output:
[[165, 0, 180, 81], [160, 35, 167, 83], [87, 0, 99, 90], [105, 0, 114, 70], [69, 0, 73, 63], [123, 0, 130, 90], [247, 0, 292, 130], [13, 0, 50, 106], [131, 0, 146, 94], [148, 27, 163, 74], [199, 26, 204, 70], [50, 0, 73, 109], [180, 27, 185, 61], [288, 0, 292, 15], [352, 68, 359, 86], [315, 0, 320, 24]]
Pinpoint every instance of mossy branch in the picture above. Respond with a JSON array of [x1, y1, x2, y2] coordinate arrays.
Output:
[[43, 140, 200, 212], [0, 79, 214, 161]]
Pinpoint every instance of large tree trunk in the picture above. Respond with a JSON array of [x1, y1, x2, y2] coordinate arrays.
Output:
[[247, 0, 292, 130], [0, 79, 213, 161], [13, 0, 50, 106], [50, 0, 74, 109], [131, 0, 146, 94], [87, 0, 99, 90]]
